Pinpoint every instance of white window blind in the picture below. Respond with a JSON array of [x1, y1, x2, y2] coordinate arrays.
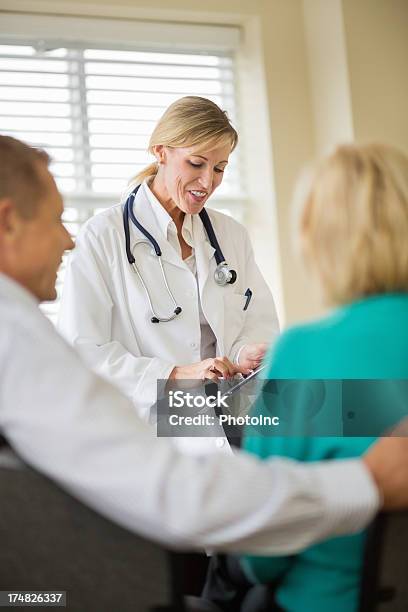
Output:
[[0, 44, 240, 202], [0, 19, 242, 322]]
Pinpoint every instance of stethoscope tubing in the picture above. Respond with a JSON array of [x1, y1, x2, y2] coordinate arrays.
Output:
[[130, 248, 181, 323], [122, 184, 237, 323], [199, 208, 224, 266]]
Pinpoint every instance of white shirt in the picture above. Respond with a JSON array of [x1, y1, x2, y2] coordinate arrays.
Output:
[[145, 182, 217, 360], [0, 273, 379, 552]]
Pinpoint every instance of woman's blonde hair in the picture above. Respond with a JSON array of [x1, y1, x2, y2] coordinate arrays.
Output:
[[299, 143, 408, 305], [130, 96, 238, 186]]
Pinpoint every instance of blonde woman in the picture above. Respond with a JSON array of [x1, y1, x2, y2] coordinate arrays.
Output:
[[235, 143, 408, 611], [58, 96, 279, 452]]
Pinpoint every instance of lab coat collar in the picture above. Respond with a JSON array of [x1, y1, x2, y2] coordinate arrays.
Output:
[[0, 273, 39, 310]]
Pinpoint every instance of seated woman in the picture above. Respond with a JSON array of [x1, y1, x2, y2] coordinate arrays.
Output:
[[240, 143, 408, 612]]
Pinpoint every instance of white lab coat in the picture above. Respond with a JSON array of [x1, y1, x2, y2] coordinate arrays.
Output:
[[58, 183, 280, 453], [0, 273, 378, 551]]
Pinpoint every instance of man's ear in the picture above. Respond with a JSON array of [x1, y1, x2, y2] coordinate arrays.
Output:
[[152, 144, 166, 165], [0, 198, 23, 239]]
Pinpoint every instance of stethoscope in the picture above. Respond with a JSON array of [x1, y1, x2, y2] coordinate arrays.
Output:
[[123, 184, 237, 324]]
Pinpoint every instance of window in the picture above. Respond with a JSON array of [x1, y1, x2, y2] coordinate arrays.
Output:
[[0, 16, 242, 322]]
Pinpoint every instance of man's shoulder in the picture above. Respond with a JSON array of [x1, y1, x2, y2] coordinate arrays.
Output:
[[0, 286, 86, 378], [0, 294, 57, 362], [0, 277, 44, 332]]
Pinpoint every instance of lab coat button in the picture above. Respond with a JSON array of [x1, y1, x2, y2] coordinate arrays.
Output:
[[190, 341, 198, 349], [215, 438, 226, 448]]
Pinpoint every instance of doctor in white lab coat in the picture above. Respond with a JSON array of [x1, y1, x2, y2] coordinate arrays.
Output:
[[58, 97, 279, 451]]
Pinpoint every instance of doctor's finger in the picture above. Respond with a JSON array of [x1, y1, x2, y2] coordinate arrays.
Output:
[[203, 368, 220, 381], [212, 357, 239, 378]]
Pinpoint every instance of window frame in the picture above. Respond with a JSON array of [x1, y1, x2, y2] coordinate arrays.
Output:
[[0, 13, 245, 216]]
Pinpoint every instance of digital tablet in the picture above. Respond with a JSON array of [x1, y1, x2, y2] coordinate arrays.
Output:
[[220, 365, 266, 399]]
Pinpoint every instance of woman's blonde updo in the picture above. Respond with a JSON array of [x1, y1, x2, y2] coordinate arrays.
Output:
[[129, 96, 238, 187], [299, 143, 408, 305]]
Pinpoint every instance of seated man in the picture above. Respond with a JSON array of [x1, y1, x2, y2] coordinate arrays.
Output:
[[0, 135, 408, 557]]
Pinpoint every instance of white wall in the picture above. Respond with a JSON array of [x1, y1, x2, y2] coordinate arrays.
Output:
[[302, 0, 354, 154], [342, 0, 408, 154]]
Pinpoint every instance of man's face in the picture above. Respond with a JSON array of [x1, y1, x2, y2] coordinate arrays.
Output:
[[3, 162, 74, 301]]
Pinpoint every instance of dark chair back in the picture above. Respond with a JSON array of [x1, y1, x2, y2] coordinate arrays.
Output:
[[0, 446, 184, 612], [359, 512, 408, 611]]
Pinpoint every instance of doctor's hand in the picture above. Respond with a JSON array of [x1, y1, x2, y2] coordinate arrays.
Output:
[[238, 343, 268, 371], [169, 357, 246, 382]]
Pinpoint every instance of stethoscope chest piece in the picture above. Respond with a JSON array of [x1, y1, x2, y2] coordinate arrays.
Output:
[[214, 262, 237, 286]]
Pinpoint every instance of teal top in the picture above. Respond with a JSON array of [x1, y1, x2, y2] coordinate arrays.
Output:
[[241, 294, 408, 612]]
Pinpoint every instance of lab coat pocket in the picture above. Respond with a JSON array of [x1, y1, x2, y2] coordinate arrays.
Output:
[[223, 293, 246, 355]]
